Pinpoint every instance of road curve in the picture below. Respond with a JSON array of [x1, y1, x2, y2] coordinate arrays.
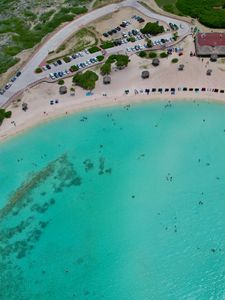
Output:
[[0, 0, 191, 107]]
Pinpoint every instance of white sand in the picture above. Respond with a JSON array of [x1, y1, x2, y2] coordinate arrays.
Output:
[[1, 37, 225, 143]]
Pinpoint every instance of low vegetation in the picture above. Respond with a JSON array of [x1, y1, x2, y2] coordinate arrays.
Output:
[[0, 109, 12, 125], [0, 1, 90, 74], [140, 22, 164, 36], [72, 70, 99, 90]]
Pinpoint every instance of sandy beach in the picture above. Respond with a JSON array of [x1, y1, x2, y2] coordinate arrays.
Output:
[[1, 36, 225, 143]]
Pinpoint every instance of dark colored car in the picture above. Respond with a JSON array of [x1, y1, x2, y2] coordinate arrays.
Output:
[[120, 23, 126, 28], [112, 29, 117, 33], [57, 60, 62, 65], [116, 26, 121, 31], [46, 64, 51, 69], [16, 71, 21, 77], [103, 32, 109, 37], [108, 31, 113, 35]]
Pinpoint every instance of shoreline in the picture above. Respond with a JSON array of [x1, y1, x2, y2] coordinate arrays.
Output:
[[2, 37, 225, 144], [1, 92, 225, 144]]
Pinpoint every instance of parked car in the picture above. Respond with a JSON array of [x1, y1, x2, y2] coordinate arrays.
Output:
[[42, 66, 48, 71], [11, 77, 17, 82], [103, 32, 109, 37], [16, 71, 21, 77], [5, 83, 12, 90], [53, 61, 58, 67], [0, 89, 5, 95], [46, 64, 51, 69], [57, 60, 62, 65]]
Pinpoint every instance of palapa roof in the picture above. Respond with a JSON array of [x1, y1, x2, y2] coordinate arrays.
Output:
[[141, 70, 149, 78], [152, 58, 160, 66], [59, 85, 67, 94], [103, 75, 111, 84]]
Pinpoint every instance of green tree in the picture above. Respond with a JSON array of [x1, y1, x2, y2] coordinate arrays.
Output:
[[139, 51, 147, 58], [72, 70, 99, 90], [160, 52, 168, 58], [140, 22, 164, 35], [96, 55, 104, 62], [149, 52, 157, 58], [0, 109, 12, 125], [100, 63, 111, 75]]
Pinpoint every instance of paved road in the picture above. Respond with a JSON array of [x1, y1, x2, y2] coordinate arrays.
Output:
[[0, 0, 191, 106]]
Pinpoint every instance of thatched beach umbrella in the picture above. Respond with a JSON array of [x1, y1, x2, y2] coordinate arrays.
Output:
[[152, 58, 160, 67], [59, 86, 67, 94], [103, 75, 111, 84], [141, 70, 149, 79]]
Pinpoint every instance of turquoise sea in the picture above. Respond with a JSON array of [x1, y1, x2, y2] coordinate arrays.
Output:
[[1, 100, 225, 299]]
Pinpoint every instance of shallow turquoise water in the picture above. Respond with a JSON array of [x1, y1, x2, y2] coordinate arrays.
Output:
[[1, 100, 225, 299]]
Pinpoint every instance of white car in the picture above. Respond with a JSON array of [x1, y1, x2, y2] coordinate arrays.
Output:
[[42, 66, 48, 71], [126, 47, 132, 52]]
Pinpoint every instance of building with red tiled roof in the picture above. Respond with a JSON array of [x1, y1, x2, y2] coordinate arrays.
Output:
[[195, 33, 225, 57]]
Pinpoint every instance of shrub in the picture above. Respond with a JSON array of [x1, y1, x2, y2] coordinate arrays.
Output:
[[100, 41, 114, 49], [63, 56, 71, 63], [139, 51, 147, 58], [96, 55, 104, 62], [88, 46, 101, 53], [146, 39, 153, 48], [171, 58, 179, 63], [58, 79, 65, 85], [160, 52, 168, 58], [72, 70, 99, 90], [70, 65, 79, 72], [35, 67, 42, 73], [149, 52, 157, 58], [127, 36, 136, 42], [140, 22, 164, 36], [100, 63, 111, 75]]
